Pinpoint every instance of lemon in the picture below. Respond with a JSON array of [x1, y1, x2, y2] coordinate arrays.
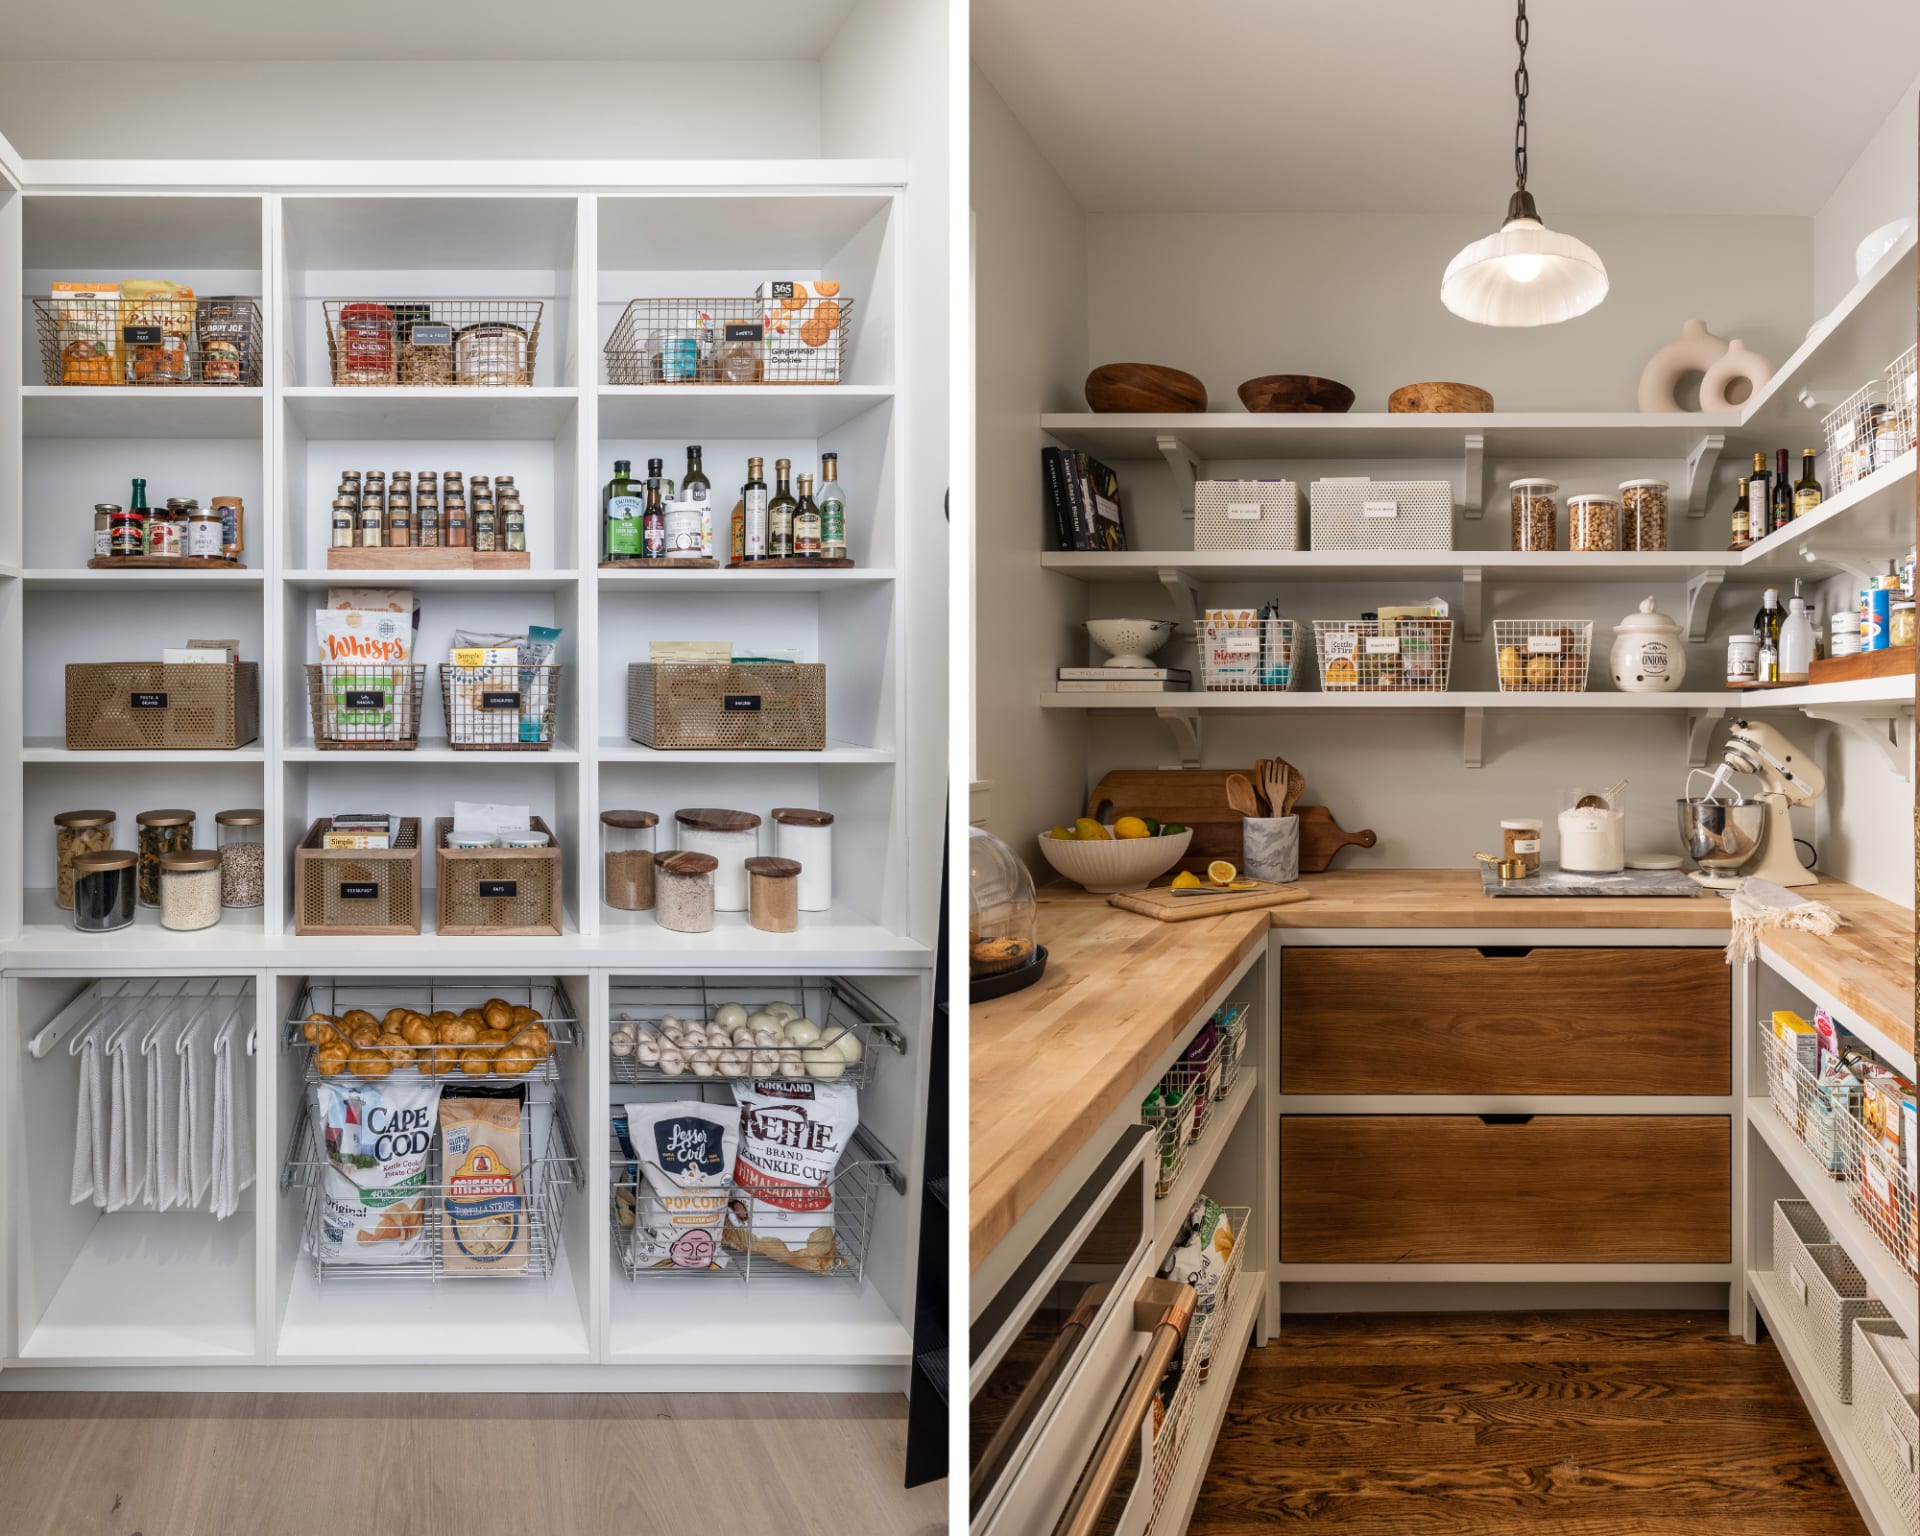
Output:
[[1048, 825, 1073, 841], [1207, 860, 1238, 886], [1073, 818, 1112, 841], [1113, 816, 1151, 840], [1170, 871, 1202, 889]]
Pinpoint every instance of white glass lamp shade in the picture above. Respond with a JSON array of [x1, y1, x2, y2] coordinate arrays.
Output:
[[1441, 216, 1609, 327]]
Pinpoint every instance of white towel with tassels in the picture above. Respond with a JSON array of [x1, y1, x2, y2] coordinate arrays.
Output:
[[210, 1015, 255, 1220], [105, 1023, 147, 1212], [145, 1007, 189, 1211], [177, 1011, 216, 1210], [69, 1022, 107, 1209]]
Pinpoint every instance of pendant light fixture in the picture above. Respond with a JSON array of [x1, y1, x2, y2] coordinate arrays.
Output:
[[1441, 0, 1608, 327]]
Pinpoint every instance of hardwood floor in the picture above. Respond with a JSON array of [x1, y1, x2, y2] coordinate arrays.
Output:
[[1189, 1311, 1867, 1534], [0, 1392, 946, 1536]]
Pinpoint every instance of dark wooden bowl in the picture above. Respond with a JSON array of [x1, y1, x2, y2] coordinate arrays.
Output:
[[1388, 381, 1494, 413], [1236, 374, 1355, 414], [1085, 363, 1207, 414]]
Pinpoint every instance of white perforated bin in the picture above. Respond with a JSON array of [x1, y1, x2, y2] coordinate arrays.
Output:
[[1309, 477, 1453, 551], [1853, 1318, 1918, 1526], [1194, 479, 1301, 551]]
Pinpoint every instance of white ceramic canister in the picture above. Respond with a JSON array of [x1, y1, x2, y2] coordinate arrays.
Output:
[[674, 808, 761, 911], [1609, 595, 1687, 692], [771, 806, 834, 912]]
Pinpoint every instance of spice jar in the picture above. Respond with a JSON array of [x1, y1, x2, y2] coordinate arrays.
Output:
[[471, 495, 497, 552], [1509, 478, 1558, 552], [158, 849, 223, 931], [771, 807, 834, 912], [601, 809, 658, 912], [72, 850, 137, 933], [1618, 478, 1670, 552], [746, 856, 802, 933], [674, 808, 760, 911], [338, 302, 397, 385], [1568, 494, 1620, 552], [54, 809, 116, 910], [501, 496, 527, 553], [330, 496, 357, 548], [655, 850, 717, 933], [1500, 818, 1543, 873], [215, 808, 265, 908], [136, 808, 195, 907], [93, 502, 117, 558]]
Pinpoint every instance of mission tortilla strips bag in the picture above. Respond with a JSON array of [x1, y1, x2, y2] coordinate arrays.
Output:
[[726, 1079, 858, 1273], [310, 1076, 438, 1264], [625, 1100, 736, 1270], [441, 1082, 528, 1275]]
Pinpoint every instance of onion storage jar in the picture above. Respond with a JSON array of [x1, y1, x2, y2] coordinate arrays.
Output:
[[72, 850, 137, 933], [673, 808, 760, 912], [655, 851, 717, 933], [601, 809, 658, 912], [1610, 595, 1688, 692], [1618, 478, 1670, 551], [771, 806, 834, 912], [215, 809, 266, 908], [135, 809, 195, 907], [746, 856, 802, 933], [158, 849, 223, 931], [1509, 478, 1558, 551], [53, 809, 116, 910], [1568, 494, 1621, 552]]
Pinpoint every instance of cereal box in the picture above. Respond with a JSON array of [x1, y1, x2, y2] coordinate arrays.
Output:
[[757, 279, 844, 382]]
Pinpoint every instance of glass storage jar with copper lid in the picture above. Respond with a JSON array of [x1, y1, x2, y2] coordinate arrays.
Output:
[[215, 809, 266, 908], [601, 809, 658, 912], [158, 849, 223, 931], [135, 809, 195, 907], [54, 809, 116, 910], [72, 850, 137, 933]]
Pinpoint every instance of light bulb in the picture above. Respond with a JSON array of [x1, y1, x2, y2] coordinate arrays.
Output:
[[1503, 252, 1544, 283]]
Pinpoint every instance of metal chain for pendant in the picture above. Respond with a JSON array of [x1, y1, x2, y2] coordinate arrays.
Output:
[[1513, 0, 1530, 192]]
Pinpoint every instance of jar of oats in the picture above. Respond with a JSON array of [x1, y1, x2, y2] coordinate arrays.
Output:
[[1509, 478, 1559, 551], [1618, 479, 1670, 552], [1568, 494, 1621, 552]]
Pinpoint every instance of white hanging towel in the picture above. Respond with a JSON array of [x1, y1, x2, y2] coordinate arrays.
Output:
[[69, 1019, 108, 1209], [104, 1016, 148, 1213], [177, 1009, 217, 1210], [210, 1005, 255, 1221], [144, 1004, 191, 1212]]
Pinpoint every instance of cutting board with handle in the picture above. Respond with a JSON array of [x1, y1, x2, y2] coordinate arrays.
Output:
[[1088, 769, 1378, 875], [1110, 881, 1314, 922]]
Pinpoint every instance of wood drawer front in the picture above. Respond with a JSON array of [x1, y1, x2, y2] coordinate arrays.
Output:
[[1280, 946, 1730, 1095], [1279, 1115, 1731, 1264]]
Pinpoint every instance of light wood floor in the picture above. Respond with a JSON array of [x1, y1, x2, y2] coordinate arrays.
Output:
[[0, 1392, 946, 1536]]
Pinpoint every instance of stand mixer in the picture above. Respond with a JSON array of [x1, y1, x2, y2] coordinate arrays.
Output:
[[1678, 719, 1824, 889]]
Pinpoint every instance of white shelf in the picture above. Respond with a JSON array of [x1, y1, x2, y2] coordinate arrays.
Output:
[[1758, 943, 1916, 1080], [24, 567, 265, 593], [607, 1275, 912, 1366], [24, 386, 264, 440], [597, 565, 897, 593], [599, 385, 893, 439], [1043, 681, 1911, 714], [1043, 549, 1743, 584], [11, 892, 272, 960], [1748, 1267, 1914, 1536], [1744, 452, 1919, 575], [23, 738, 266, 763], [283, 738, 582, 763], [594, 905, 926, 965], [283, 568, 578, 591], [597, 738, 893, 764], [1749, 1109, 1919, 1337], [283, 387, 579, 440], [1153, 1066, 1258, 1260]]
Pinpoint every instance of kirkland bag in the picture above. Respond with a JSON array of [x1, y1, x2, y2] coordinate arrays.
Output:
[[310, 1076, 439, 1264], [726, 1079, 858, 1273]]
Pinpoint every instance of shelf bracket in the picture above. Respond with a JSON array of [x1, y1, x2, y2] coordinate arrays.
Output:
[[1685, 569, 1725, 642], [1156, 707, 1203, 768], [1803, 707, 1914, 782], [1462, 706, 1485, 769], [1686, 708, 1726, 771], [1157, 567, 1203, 632], [1798, 545, 1879, 589], [1459, 566, 1484, 642], [1158, 434, 1201, 519], [1460, 433, 1487, 518], [1684, 431, 1726, 518]]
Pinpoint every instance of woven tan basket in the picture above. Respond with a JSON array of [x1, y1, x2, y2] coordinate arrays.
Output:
[[627, 662, 826, 751], [435, 816, 563, 936], [66, 662, 260, 750], [293, 818, 422, 936]]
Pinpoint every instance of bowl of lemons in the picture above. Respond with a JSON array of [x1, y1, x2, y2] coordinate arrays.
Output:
[[1037, 816, 1193, 893]]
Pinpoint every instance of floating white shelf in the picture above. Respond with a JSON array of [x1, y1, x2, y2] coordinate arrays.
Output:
[[1043, 549, 1742, 584], [597, 565, 897, 593], [1041, 689, 1837, 713], [24, 386, 265, 440], [598, 384, 893, 439], [283, 386, 579, 440], [1744, 452, 1918, 576], [23, 738, 267, 763], [24, 567, 266, 592], [282, 568, 578, 591], [597, 738, 893, 764], [283, 738, 583, 763]]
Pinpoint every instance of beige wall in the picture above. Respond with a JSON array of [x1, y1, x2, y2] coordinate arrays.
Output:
[[1812, 71, 1919, 315]]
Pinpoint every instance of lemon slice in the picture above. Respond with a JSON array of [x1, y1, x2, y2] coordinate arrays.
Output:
[[1207, 860, 1238, 886]]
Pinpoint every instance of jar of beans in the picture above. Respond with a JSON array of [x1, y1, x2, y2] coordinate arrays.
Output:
[[215, 809, 266, 908], [158, 850, 223, 931], [54, 809, 116, 910], [1567, 494, 1620, 552], [1509, 478, 1559, 551], [1618, 479, 1670, 552], [136, 808, 195, 907]]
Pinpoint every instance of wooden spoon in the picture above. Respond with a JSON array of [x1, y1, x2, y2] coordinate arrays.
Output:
[[1281, 765, 1306, 817], [1252, 759, 1274, 814], [1224, 774, 1262, 820]]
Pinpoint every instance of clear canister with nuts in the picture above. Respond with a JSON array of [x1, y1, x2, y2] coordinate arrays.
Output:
[[1567, 494, 1620, 552], [1509, 478, 1559, 551], [1618, 478, 1670, 552]]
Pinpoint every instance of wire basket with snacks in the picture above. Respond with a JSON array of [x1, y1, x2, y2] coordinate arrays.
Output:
[[1314, 611, 1454, 692], [1200, 610, 1306, 692], [1149, 1203, 1249, 1531], [1493, 620, 1593, 693], [604, 284, 855, 386], [322, 299, 544, 387], [34, 287, 263, 386]]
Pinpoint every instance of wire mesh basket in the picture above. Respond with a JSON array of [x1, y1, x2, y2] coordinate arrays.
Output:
[[1212, 1002, 1250, 1100], [1492, 620, 1593, 693], [321, 299, 543, 387], [32, 294, 263, 386], [1199, 613, 1306, 692], [440, 663, 562, 750], [1823, 380, 1896, 492], [608, 977, 902, 1090], [283, 977, 580, 1084], [1778, 1241, 1891, 1403], [1884, 343, 1918, 463], [1853, 1317, 1919, 1524], [1147, 1036, 1231, 1200], [604, 294, 855, 386], [609, 1115, 896, 1285], [305, 664, 425, 749], [1313, 618, 1453, 692]]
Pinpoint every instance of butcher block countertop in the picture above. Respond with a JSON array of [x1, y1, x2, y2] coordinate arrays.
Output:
[[969, 870, 1913, 1272]]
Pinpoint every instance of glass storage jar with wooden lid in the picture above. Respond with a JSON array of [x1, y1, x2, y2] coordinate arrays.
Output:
[[215, 809, 266, 908], [135, 809, 195, 907], [157, 849, 223, 932], [770, 807, 834, 912], [745, 856, 801, 933], [655, 850, 717, 933], [601, 809, 659, 912], [673, 808, 761, 911], [53, 809, 116, 910]]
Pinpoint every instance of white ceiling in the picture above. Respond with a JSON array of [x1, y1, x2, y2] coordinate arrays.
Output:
[[0, 0, 860, 61], [972, 0, 1920, 215]]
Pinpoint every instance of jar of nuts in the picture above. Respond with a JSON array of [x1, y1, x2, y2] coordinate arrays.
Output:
[[1618, 478, 1670, 552], [1568, 494, 1620, 552], [1509, 478, 1559, 551]]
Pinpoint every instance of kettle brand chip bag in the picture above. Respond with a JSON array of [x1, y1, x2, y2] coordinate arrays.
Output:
[[311, 1076, 439, 1264], [626, 1100, 737, 1270], [727, 1079, 859, 1273], [441, 1082, 529, 1274]]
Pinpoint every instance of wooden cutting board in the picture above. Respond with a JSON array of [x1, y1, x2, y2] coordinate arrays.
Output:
[[1088, 769, 1378, 875], [1109, 881, 1314, 922]]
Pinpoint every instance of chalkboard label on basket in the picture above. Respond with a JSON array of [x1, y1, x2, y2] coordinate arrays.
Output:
[[121, 324, 163, 344], [481, 691, 522, 710], [724, 321, 765, 341], [344, 690, 386, 708], [723, 694, 762, 711], [479, 879, 518, 898], [408, 323, 453, 346], [339, 882, 379, 900], [130, 691, 168, 708]]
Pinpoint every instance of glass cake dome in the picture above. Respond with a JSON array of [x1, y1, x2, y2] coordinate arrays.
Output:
[[968, 825, 1044, 1000]]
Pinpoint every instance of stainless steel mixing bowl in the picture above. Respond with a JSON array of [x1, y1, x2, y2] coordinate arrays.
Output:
[[1676, 798, 1764, 870]]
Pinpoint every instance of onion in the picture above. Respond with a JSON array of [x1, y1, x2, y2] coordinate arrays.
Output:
[[783, 1018, 821, 1047], [714, 1002, 748, 1030]]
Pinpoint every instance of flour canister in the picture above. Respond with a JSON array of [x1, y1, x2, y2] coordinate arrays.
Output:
[[673, 808, 761, 911], [771, 806, 834, 912], [1610, 595, 1687, 693]]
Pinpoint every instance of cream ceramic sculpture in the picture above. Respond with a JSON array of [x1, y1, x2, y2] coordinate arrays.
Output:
[[1698, 338, 1775, 410], [1636, 319, 1728, 412]]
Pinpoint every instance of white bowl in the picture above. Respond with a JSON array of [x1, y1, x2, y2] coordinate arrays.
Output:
[[1856, 218, 1914, 282], [1086, 618, 1175, 669], [1037, 827, 1192, 893]]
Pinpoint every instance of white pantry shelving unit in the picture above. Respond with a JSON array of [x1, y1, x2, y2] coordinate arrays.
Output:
[[0, 161, 939, 1393]]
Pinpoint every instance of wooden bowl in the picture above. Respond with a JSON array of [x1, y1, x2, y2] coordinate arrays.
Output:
[[1085, 363, 1207, 414], [1236, 374, 1355, 414], [1388, 381, 1494, 414]]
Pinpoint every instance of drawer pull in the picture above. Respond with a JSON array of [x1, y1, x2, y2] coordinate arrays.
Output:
[[1477, 1113, 1534, 1126], [1475, 945, 1534, 958]]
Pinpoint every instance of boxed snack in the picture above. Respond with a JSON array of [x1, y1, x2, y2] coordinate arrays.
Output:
[[1201, 609, 1261, 689], [1772, 1009, 1818, 1132], [441, 1082, 529, 1275], [310, 1075, 438, 1265], [53, 282, 121, 384], [1855, 1069, 1914, 1235], [625, 1100, 738, 1271], [757, 279, 843, 382], [119, 279, 196, 383]]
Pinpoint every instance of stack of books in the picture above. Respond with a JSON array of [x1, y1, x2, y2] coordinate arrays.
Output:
[[1054, 666, 1191, 694]]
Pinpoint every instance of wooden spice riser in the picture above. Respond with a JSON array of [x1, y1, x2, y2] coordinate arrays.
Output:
[[1807, 646, 1917, 685], [86, 557, 247, 570], [325, 549, 532, 570], [726, 558, 856, 570], [598, 559, 720, 569]]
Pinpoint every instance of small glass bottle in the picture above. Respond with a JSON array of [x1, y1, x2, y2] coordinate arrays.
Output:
[[742, 457, 769, 562], [792, 473, 822, 558], [471, 494, 497, 552], [501, 496, 527, 553], [416, 495, 441, 547], [360, 475, 387, 547], [768, 457, 795, 558], [818, 451, 847, 561], [643, 476, 666, 559], [158, 850, 223, 932], [330, 496, 357, 548], [135, 808, 195, 907], [215, 808, 265, 908], [387, 487, 413, 546], [601, 809, 658, 912], [92, 502, 115, 559], [446, 493, 470, 547]]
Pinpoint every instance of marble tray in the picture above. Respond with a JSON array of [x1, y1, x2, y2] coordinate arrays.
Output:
[[1479, 861, 1705, 898]]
